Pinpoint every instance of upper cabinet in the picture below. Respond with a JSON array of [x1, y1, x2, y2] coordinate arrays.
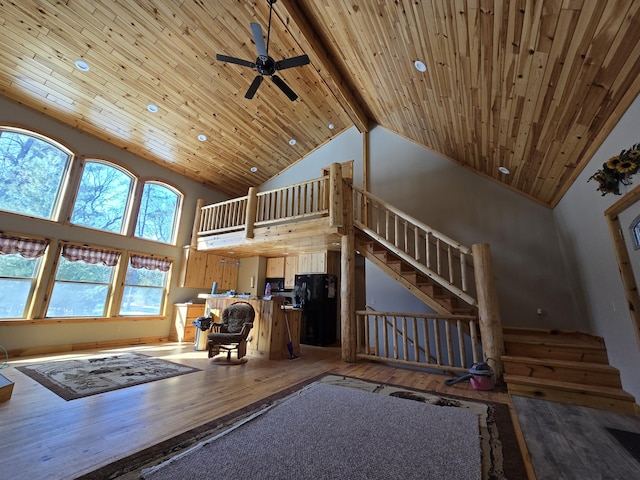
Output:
[[297, 251, 339, 275], [179, 247, 238, 291], [284, 256, 298, 288], [265, 257, 285, 278]]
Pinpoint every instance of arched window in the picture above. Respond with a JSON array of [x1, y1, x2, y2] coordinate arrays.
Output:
[[70, 160, 135, 234], [0, 127, 72, 220], [135, 181, 182, 244]]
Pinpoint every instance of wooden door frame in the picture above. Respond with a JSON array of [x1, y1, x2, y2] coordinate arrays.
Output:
[[605, 183, 640, 345]]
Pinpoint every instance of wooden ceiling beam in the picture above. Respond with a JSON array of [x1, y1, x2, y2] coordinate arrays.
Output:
[[276, 0, 372, 133]]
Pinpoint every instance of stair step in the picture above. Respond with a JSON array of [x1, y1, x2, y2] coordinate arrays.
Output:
[[504, 336, 609, 364], [502, 355, 623, 388], [504, 374, 636, 414], [503, 327, 605, 347]]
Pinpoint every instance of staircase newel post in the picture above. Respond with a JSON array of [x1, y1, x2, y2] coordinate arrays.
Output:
[[245, 187, 258, 239], [329, 162, 344, 228], [341, 180, 356, 362], [471, 243, 504, 379]]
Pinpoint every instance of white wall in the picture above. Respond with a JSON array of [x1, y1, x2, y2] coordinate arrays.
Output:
[[0, 96, 227, 352], [555, 94, 640, 401], [266, 125, 579, 330]]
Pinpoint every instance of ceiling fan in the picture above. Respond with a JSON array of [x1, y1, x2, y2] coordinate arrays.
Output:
[[216, 0, 310, 101]]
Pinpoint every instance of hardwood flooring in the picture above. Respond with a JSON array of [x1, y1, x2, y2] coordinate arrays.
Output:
[[512, 395, 640, 480], [0, 341, 636, 479]]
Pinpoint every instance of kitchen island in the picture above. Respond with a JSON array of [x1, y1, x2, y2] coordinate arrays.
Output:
[[202, 295, 301, 360]]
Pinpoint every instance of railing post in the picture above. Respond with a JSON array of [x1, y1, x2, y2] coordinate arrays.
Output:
[[471, 243, 504, 379], [191, 199, 205, 246], [245, 187, 258, 239], [329, 162, 344, 228], [341, 180, 356, 362]]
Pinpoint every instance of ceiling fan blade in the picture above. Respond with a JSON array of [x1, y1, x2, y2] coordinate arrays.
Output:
[[275, 54, 310, 71], [271, 75, 298, 101], [250, 22, 268, 61], [216, 54, 255, 69], [245, 75, 264, 99]]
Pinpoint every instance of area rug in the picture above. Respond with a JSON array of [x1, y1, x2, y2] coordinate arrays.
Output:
[[78, 375, 526, 480], [16, 352, 199, 401]]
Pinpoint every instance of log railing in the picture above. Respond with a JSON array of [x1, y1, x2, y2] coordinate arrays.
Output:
[[197, 176, 329, 236], [357, 310, 481, 373], [352, 185, 476, 307]]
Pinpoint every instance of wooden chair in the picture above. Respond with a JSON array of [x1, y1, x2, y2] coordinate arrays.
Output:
[[207, 301, 255, 363]]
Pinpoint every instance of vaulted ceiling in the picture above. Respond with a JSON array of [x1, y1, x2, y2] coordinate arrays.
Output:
[[1, 1, 639, 207]]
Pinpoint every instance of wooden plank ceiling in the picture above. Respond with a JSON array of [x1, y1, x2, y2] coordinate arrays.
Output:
[[0, 1, 639, 207]]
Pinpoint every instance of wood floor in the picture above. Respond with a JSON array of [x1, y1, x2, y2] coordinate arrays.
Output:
[[0, 341, 635, 479]]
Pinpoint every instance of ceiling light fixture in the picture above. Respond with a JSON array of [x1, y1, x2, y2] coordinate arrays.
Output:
[[414, 60, 427, 72], [289, 139, 296, 146], [498, 166, 511, 174], [147, 104, 159, 113], [197, 134, 207, 142], [75, 59, 90, 72], [250, 166, 258, 173], [328, 123, 335, 130]]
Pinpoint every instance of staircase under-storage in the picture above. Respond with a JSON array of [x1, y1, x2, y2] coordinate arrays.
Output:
[[502, 327, 636, 414]]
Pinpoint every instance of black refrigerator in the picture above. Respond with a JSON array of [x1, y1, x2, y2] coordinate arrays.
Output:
[[294, 274, 338, 346]]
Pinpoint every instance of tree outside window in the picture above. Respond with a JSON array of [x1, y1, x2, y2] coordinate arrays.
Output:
[[135, 182, 181, 244], [0, 128, 71, 219], [70, 160, 134, 234]]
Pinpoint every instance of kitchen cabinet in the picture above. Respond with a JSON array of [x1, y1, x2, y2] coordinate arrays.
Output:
[[298, 251, 339, 275], [179, 247, 238, 291], [169, 303, 205, 342], [284, 255, 298, 288], [265, 257, 285, 278]]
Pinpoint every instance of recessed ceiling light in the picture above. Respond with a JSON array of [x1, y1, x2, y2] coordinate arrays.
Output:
[[414, 60, 427, 72], [289, 139, 296, 146], [250, 166, 258, 173], [75, 59, 90, 72], [147, 104, 159, 113], [498, 166, 510, 174], [197, 134, 207, 142], [328, 123, 335, 130]]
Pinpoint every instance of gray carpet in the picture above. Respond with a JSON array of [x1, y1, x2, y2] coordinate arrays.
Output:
[[142, 381, 481, 480]]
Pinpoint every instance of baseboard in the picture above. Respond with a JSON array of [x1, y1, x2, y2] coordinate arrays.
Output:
[[6, 336, 170, 359]]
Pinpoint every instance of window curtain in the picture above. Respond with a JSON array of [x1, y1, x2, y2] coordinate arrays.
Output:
[[62, 244, 120, 266], [0, 234, 49, 258], [130, 254, 172, 272]]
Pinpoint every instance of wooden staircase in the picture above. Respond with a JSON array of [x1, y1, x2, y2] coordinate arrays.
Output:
[[502, 327, 637, 414], [355, 231, 476, 316]]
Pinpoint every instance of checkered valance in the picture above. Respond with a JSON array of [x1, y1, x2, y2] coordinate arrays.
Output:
[[130, 254, 172, 272], [0, 234, 49, 259], [62, 244, 120, 266]]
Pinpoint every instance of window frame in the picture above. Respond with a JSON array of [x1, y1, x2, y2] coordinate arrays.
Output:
[[0, 126, 74, 222], [69, 158, 138, 235], [133, 179, 184, 245], [118, 251, 173, 316]]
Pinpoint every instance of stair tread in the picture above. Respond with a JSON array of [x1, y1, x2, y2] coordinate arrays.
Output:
[[501, 355, 619, 372], [503, 328, 604, 346], [504, 374, 635, 400], [504, 334, 606, 349]]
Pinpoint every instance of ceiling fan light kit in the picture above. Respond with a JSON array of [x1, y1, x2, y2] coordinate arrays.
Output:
[[216, 0, 310, 101]]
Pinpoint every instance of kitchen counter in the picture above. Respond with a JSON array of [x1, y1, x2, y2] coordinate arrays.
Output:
[[204, 296, 301, 360]]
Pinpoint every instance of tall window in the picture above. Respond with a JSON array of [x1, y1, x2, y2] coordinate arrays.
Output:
[[120, 254, 172, 315], [0, 234, 49, 319], [135, 182, 182, 244], [70, 160, 135, 234], [46, 245, 120, 317], [0, 127, 72, 219]]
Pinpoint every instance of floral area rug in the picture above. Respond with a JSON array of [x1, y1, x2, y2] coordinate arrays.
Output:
[[16, 352, 199, 401]]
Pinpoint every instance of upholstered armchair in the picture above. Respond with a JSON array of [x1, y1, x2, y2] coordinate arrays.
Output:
[[207, 301, 255, 363]]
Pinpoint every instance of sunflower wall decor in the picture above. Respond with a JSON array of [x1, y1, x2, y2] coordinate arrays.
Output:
[[588, 142, 640, 196]]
